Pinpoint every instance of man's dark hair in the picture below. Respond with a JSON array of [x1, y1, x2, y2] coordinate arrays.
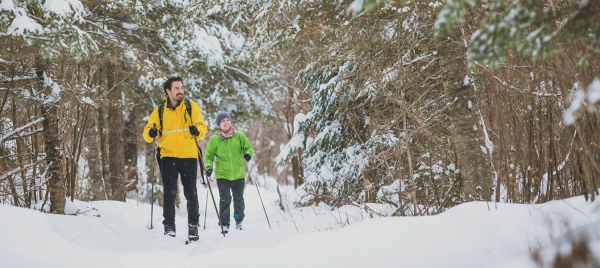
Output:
[[163, 77, 183, 94]]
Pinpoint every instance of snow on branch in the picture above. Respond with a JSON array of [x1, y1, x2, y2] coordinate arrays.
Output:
[[0, 117, 44, 144], [0, 157, 45, 182], [0, 75, 37, 84], [6, 10, 43, 36], [403, 52, 435, 66], [563, 78, 600, 125]]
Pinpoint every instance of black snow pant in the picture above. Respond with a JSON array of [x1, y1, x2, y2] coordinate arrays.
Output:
[[159, 157, 199, 232], [216, 178, 245, 226]]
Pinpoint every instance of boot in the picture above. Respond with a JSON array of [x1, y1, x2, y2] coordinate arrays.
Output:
[[235, 221, 242, 230], [164, 225, 176, 237], [188, 224, 199, 242], [221, 225, 229, 234]]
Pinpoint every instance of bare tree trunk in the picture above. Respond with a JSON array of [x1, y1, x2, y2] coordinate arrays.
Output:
[[525, 102, 535, 203], [5, 174, 20, 206], [85, 106, 104, 200], [14, 100, 30, 207], [29, 91, 40, 204], [438, 36, 494, 201], [38, 58, 65, 214], [403, 91, 418, 215], [547, 103, 555, 202], [97, 70, 110, 199], [67, 104, 90, 201], [107, 65, 126, 201], [68, 107, 78, 201], [396, 117, 405, 215], [124, 109, 138, 194], [292, 153, 303, 188], [0, 92, 19, 206]]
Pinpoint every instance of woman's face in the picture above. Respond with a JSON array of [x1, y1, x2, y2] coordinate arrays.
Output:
[[220, 117, 231, 131]]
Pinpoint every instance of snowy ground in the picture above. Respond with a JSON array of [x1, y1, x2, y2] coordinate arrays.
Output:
[[1, 181, 599, 268]]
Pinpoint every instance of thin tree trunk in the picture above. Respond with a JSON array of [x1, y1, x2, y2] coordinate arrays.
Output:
[[292, 153, 303, 188], [75, 108, 90, 199], [124, 109, 138, 192], [38, 58, 65, 214], [107, 65, 126, 201], [5, 174, 20, 206], [68, 106, 80, 201], [68, 104, 89, 201], [99, 109, 110, 197], [0, 82, 10, 119], [397, 140, 404, 216], [28, 90, 40, 203], [526, 102, 535, 203], [547, 104, 555, 201], [30, 129, 38, 205], [403, 91, 418, 215], [97, 78, 110, 200], [14, 100, 30, 207], [86, 107, 103, 200]]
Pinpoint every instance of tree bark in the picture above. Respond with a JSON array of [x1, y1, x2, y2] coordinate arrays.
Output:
[[107, 65, 126, 201], [29, 90, 40, 203], [292, 153, 303, 188], [403, 91, 418, 215], [67, 104, 90, 201], [86, 109, 104, 200], [14, 99, 30, 207], [97, 67, 110, 200], [37, 58, 65, 214], [124, 108, 138, 193], [438, 36, 494, 201]]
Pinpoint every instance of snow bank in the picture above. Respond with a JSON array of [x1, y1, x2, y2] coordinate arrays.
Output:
[[1, 186, 599, 268]]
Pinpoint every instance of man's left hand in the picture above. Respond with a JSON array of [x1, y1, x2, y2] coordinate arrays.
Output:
[[189, 125, 199, 137], [244, 153, 251, 161]]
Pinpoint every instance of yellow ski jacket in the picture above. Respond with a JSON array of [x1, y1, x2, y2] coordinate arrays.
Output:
[[142, 99, 207, 159]]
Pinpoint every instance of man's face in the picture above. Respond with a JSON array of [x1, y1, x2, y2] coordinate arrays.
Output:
[[166, 81, 184, 103]]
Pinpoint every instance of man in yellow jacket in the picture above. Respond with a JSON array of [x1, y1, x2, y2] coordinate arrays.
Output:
[[142, 77, 207, 242]]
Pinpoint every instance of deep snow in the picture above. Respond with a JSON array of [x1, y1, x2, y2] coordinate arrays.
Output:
[[1, 182, 599, 268]]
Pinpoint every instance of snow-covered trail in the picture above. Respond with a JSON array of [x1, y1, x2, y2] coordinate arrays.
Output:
[[0, 182, 597, 268]]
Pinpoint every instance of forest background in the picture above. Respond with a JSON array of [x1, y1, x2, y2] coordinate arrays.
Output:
[[0, 0, 599, 219]]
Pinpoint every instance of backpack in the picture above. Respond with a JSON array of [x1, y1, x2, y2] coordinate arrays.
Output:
[[158, 98, 192, 137]]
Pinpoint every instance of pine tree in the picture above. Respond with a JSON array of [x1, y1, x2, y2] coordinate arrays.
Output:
[[0, 0, 98, 213]]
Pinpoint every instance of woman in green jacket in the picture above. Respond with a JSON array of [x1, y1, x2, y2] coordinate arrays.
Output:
[[205, 111, 254, 234]]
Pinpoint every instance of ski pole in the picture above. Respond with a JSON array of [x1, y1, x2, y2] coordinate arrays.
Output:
[[248, 161, 271, 229], [204, 187, 208, 230], [194, 139, 226, 237], [149, 124, 158, 230]]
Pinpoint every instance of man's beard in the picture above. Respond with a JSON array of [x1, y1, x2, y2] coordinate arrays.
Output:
[[169, 94, 184, 106]]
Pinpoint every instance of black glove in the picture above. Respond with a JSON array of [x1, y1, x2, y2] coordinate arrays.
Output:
[[189, 125, 199, 137], [244, 153, 251, 161], [149, 127, 158, 138], [207, 169, 212, 177]]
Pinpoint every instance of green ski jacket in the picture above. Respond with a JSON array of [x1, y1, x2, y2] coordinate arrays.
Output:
[[205, 131, 254, 181]]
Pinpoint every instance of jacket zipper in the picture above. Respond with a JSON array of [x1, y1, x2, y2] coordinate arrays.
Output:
[[228, 137, 234, 180], [175, 107, 179, 156]]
